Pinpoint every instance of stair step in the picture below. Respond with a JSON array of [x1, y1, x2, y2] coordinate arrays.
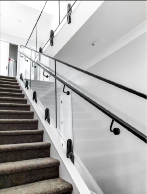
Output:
[[0, 110, 34, 119], [0, 119, 38, 131], [0, 78, 17, 83], [0, 178, 73, 194], [0, 92, 24, 98], [0, 157, 59, 189], [0, 80, 19, 85], [0, 97, 27, 104], [0, 76, 16, 80], [0, 88, 22, 93], [0, 84, 20, 89], [0, 130, 44, 145], [0, 103, 30, 111], [0, 142, 51, 163]]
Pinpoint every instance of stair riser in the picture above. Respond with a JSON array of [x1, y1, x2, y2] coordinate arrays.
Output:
[[0, 79, 17, 83], [0, 99, 27, 104], [0, 94, 24, 98], [0, 105, 30, 111], [0, 85, 20, 89], [0, 89, 22, 93], [0, 166, 59, 189], [0, 134, 43, 145], [0, 76, 16, 80], [0, 81, 19, 85], [0, 114, 33, 119], [0, 147, 50, 163], [0, 122, 38, 131]]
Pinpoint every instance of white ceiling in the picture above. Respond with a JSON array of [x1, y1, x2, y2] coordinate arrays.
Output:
[[0, 1, 53, 45], [55, 1, 147, 68]]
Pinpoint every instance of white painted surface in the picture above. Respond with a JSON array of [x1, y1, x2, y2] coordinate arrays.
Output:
[[44, 1, 104, 56], [0, 41, 9, 76], [0, 1, 53, 47], [55, 1, 146, 70]]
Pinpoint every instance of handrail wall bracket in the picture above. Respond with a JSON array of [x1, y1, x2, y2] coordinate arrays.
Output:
[[110, 119, 120, 135], [63, 85, 70, 95]]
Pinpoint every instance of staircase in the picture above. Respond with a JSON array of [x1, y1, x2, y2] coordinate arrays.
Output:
[[0, 75, 73, 194]]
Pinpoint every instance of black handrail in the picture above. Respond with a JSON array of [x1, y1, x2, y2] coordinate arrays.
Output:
[[25, 1, 47, 46], [20, 45, 147, 100], [19, 51, 147, 143]]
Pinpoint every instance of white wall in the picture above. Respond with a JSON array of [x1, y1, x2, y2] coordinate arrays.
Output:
[[44, 1, 104, 57], [0, 41, 9, 76]]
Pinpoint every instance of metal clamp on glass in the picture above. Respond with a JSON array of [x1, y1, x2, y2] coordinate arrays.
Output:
[[110, 119, 120, 135], [20, 73, 23, 81], [67, 3, 72, 24], [50, 30, 54, 46], [66, 139, 74, 164], [45, 108, 50, 124], [25, 80, 29, 89], [63, 85, 70, 95], [33, 91, 37, 103]]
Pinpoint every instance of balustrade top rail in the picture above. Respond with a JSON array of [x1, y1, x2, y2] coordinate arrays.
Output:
[[19, 51, 147, 143]]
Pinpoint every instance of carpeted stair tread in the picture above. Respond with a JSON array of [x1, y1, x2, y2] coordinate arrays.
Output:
[[0, 84, 20, 89], [0, 88, 22, 93], [0, 97, 27, 104], [0, 178, 73, 194], [0, 119, 38, 131], [0, 76, 16, 80], [0, 130, 44, 136], [0, 77, 17, 82], [0, 103, 30, 107], [0, 110, 33, 115], [0, 103, 30, 111], [0, 130, 44, 145], [0, 142, 51, 152], [0, 119, 38, 124], [0, 76, 73, 193], [0, 110, 34, 119], [0, 157, 59, 175], [0, 92, 24, 98], [0, 81, 19, 85]]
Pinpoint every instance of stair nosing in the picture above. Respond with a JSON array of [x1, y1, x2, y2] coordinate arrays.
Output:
[[0, 130, 44, 136], [0, 119, 38, 123], [0, 103, 30, 107], [0, 157, 59, 176], [0, 110, 33, 114], [0, 178, 73, 194]]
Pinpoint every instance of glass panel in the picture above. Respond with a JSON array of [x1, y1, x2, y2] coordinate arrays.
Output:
[[55, 78, 99, 193], [30, 58, 56, 127]]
